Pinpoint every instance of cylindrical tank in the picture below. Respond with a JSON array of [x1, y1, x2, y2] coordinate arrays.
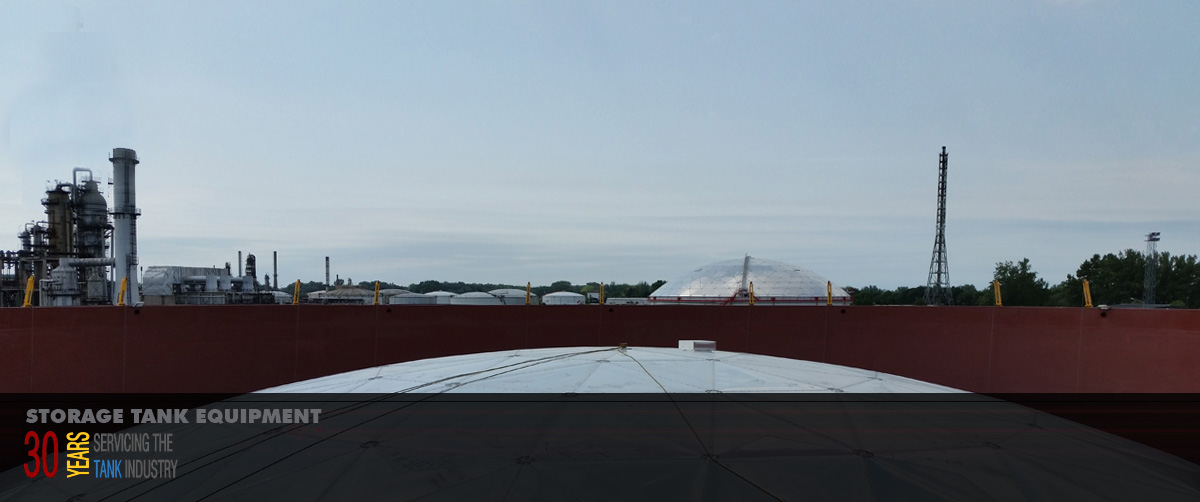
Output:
[[450, 292, 503, 305], [488, 288, 539, 305], [75, 179, 109, 259], [46, 263, 80, 306], [110, 148, 140, 305], [44, 186, 73, 255], [543, 291, 586, 305], [389, 292, 437, 305], [425, 291, 458, 305]]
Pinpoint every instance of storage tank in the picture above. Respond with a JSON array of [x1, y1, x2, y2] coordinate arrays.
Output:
[[425, 291, 458, 305], [45, 262, 80, 306], [488, 288, 538, 305], [543, 291, 585, 305], [389, 292, 436, 305], [449, 291, 502, 305], [649, 255, 852, 306]]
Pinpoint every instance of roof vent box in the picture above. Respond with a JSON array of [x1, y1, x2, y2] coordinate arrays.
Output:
[[678, 340, 716, 352]]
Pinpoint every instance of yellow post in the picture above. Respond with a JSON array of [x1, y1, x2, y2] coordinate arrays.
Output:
[[292, 280, 301, 305], [118, 277, 128, 306], [374, 281, 380, 305], [599, 284, 605, 305], [748, 282, 755, 306], [826, 281, 833, 306], [22, 276, 35, 307], [526, 282, 531, 305], [1082, 279, 1093, 308], [993, 279, 1002, 307]]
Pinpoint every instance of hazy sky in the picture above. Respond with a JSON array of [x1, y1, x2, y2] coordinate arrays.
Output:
[[3, 1, 1198, 290]]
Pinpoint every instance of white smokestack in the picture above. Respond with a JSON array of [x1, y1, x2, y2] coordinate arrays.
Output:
[[110, 147, 141, 305]]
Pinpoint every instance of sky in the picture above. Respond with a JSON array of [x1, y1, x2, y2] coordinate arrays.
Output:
[[2, 1, 1198, 290]]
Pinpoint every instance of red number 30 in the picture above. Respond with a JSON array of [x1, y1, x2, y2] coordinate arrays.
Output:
[[24, 431, 59, 478]]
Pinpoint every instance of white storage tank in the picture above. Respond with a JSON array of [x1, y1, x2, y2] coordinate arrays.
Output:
[[389, 292, 437, 305], [378, 289, 409, 300], [450, 291, 503, 305], [488, 288, 539, 305], [649, 255, 852, 306], [543, 291, 585, 305], [425, 291, 458, 305]]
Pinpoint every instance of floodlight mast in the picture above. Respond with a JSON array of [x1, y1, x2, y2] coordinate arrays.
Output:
[[924, 147, 952, 306], [1144, 232, 1160, 305]]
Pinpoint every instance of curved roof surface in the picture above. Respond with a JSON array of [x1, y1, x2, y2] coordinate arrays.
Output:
[[7, 348, 1197, 500], [488, 288, 536, 298], [260, 346, 960, 393], [324, 287, 372, 297], [650, 256, 850, 302]]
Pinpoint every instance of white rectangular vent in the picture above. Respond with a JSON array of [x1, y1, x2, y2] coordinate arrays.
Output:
[[678, 340, 716, 352]]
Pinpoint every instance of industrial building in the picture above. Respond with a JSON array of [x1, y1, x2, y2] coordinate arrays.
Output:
[[141, 261, 273, 305]]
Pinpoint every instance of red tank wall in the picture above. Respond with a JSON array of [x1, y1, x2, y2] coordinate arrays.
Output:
[[2, 305, 1199, 393]]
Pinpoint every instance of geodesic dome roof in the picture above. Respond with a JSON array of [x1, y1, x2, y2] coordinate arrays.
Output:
[[259, 345, 961, 393], [650, 256, 850, 304]]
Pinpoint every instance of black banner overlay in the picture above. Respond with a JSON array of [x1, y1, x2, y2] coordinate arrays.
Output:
[[3, 394, 1199, 501]]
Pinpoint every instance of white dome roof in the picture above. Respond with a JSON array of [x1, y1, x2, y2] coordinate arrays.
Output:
[[650, 256, 851, 305], [260, 345, 960, 393]]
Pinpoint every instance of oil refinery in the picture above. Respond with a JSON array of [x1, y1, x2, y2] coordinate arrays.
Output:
[[0, 148, 273, 307]]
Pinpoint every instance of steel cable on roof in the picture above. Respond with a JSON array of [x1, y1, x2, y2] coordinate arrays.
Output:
[[90, 348, 617, 500], [616, 348, 785, 501], [178, 347, 620, 500]]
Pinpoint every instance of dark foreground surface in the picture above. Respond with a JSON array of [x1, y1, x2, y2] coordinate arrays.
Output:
[[1, 394, 1198, 501]]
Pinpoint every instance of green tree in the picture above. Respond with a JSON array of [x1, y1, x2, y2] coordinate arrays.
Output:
[[950, 284, 981, 306], [1075, 250, 1145, 305], [983, 258, 1049, 306]]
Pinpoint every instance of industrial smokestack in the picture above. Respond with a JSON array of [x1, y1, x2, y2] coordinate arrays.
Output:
[[273, 251, 278, 292], [325, 256, 330, 291], [110, 148, 140, 306], [238, 251, 243, 277]]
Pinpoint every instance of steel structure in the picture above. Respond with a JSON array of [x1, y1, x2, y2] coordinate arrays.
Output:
[[924, 147, 952, 305], [1144, 232, 1160, 305], [0, 164, 115, 306]]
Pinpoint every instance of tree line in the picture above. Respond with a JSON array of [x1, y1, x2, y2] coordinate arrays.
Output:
[[851, 249, 1200, 308]]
